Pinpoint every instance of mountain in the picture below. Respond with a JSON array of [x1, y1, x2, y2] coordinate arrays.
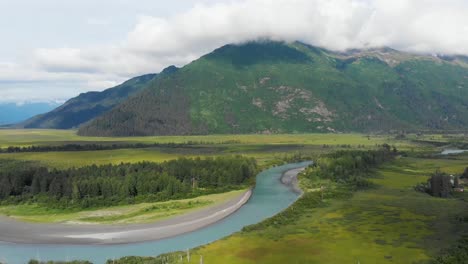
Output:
[[0, 102, 60, 125], [21, 74, 157, 129], [76, 41, 468, 136]]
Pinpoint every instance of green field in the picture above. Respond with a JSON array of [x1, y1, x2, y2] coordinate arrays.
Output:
[[132, 155, 468, 264], [0, 148, 186, 169], [0, 190, 246, 224], [0, 129, 408, 147], [0, 129, 421, 169], [2, 129, 468, 263]]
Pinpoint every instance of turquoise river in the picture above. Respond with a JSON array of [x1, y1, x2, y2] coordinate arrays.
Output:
[[0, 161, 311, 264]]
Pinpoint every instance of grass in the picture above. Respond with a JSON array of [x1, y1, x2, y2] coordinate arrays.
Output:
[[0, 145, 315, 169], [0, 129, 413, 147], [0, 148, 186, 169], [150, 155, 468, 264], [0, 190, 247, 224], [0, 129, 421, 169], [3, 129, 465, 263]]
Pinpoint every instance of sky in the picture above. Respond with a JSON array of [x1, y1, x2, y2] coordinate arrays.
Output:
[[0, 0, 467, 104]]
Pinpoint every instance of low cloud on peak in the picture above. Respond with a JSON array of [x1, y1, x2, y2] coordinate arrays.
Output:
[[1, 0, 467, 103]]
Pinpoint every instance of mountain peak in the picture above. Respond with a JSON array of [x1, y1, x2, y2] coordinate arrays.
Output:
[[161, 65, 179, 75], [205, 41, 310, 67], [78, 41, 468, 136]]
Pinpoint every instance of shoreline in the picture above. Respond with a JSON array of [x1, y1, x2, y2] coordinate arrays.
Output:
[[0, 165, 308, 246], [0, 189, 252, 245], [280, 166, 307, 194]]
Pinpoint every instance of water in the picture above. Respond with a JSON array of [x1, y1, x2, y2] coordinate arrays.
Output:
[[0, 161, 311, 264], [441, 149, 468, 155]]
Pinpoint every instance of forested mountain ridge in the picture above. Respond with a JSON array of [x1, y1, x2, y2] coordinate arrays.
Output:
[[71, 41, 468, 136], [20, 73, 157, 129]]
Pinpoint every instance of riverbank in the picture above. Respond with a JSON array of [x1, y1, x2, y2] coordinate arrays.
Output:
[[0, 166, 307, 245], [0, 189, 252, 245], [280, 167, 306, 193], [0, 190, 247, 225], [0, 162, 309, 264]]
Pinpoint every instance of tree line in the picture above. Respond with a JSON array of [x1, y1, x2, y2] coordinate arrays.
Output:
[[0, 156, 257, 208], [0, 140, 242, 154], [305, 144, 397, 188]]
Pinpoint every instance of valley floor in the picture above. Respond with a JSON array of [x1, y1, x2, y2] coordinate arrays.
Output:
[[138, 154, 468, 264], [0, 129, 418, 169], [2, 129, 467, 263]]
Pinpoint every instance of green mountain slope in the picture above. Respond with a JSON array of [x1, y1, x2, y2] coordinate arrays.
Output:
[[78, 41, 468, 136], [21, 74, 157, 129]]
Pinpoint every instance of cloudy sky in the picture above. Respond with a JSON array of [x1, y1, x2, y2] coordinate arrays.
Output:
[[0, 0, 467, 104]]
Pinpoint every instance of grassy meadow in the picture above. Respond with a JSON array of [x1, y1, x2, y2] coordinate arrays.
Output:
[[2, 129, 468, 263], [141, 154, 468, 264], [0, 129, 412, 147], [0, 129, 422, 168]]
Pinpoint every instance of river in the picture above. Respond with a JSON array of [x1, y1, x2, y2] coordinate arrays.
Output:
[[441, 149, 468, 155], [0, 161, 311, 264]]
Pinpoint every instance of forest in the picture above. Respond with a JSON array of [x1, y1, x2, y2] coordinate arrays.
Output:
[[0, 143, 182, 153], [0, 140, 239, 153], [0, 156, 257, 208], [305, 144, 398, 188]]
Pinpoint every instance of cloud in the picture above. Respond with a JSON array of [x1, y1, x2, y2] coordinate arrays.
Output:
[[0, 61, 127, 104], [2, 0, 468, 103], [36, 0, 468, 77], [124, 0, 468, 55], [34, 48, 101, 74]]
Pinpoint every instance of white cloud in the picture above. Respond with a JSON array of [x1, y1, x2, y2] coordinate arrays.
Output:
[[0, 61, 127, 104], [2, 0, 468, 103], [121, 0, 468, 55], [36, 0, 468, 77]]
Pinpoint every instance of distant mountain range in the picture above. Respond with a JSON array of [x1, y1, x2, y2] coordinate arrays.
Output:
[[21, 41, 468, 136], [20, 74, 157, 129], [0, 102, 59, 125]]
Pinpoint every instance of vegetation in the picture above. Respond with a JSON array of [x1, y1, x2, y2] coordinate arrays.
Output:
[[304, 144, 397, 187], [72, 41, 468, 136], [433, 236, 468, 264], [0, 130, 417, 169], [0, 142, 209, 153], [428, 170, 454, 198], [0, 129, 412, 148], [0, 156, 257, 209], [109, 150, 468, 264], [3, 130, 468, 263], [106, 255, 180, 264], [0, 190, 246, 224], [28, 260, 91, 264], [243, 147, 397, 233]]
